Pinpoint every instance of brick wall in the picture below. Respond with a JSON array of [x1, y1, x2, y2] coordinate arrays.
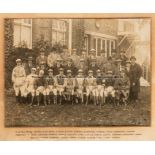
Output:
[[72, 19, 85, 55], [84, 19, 118, 36]]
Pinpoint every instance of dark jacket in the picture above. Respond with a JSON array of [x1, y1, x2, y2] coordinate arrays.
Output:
[[128, 63, 142, 92]]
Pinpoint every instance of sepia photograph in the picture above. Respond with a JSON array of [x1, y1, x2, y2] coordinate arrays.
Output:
[[4, 18, 151, 127]]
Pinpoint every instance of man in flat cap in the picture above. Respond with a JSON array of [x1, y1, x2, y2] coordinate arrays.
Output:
[[128, 56, 142, 103], [12, 59, 26, 104]]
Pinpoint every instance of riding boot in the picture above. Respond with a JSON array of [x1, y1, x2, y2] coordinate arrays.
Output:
[[44, 95, 47, 106], [37, 95, 40, 106], [30, 96, 34, 106], [47, 95, 50, 104], [59, 95, 62, 105], [15, 96, 19, 103], [54, 95, 57, 104], [86, 96, 88, 105]]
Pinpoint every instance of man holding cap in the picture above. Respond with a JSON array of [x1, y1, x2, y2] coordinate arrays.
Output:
[[128, 56, 142, 103], [12, 59, 26, 104]]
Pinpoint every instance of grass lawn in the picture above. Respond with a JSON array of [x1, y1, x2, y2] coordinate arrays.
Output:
[[5, 86, 151, 127]]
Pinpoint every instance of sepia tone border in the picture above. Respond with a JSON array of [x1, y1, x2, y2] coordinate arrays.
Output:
[[0, 13, 154, 140]]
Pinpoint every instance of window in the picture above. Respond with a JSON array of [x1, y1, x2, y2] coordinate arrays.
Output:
[[52, 19, 67, 45], [13, 19, 32, 49]]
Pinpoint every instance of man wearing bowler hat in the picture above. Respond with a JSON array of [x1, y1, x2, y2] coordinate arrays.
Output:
[[128, 56, 142, 103]]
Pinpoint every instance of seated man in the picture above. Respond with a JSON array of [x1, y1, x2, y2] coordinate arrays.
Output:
[[64, 70, 75, 104], [104, 70, 115, 104], [25, 68, 38, 105], [44, 69, 56, 104], [74, 69, 85, 104], [35, 70, 47, 106], [93, 69, 105, 106], [114, 70, 130, 105], [85, 70, 96, 105], [55, 68, 66, 105]]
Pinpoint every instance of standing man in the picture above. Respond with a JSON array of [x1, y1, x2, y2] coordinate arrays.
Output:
[[70, 48, 80, 68], [111, 49, 117, 65], [80, 48, 88, 66], [61, 46, 70, 66], [88, 58, 99, 77], [119, 50, 128, 66], [12, 59, 26, 104], [47, 47, 59, 69], [96, 49, 107, 68], [88, 49, 96, 66], [53, 58, 63, 75], [64, 58, 77, 76], [36, 50, 47, 67], [78, 58, 88, 77], [24, 56, 35, 75], [102, 56, 116, 76], [128, 56, 142, 103]]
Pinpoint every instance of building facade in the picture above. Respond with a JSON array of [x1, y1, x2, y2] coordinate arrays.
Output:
[[13, 18, 118, 57]]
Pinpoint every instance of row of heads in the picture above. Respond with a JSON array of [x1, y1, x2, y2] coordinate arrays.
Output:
[[40, 48, 125, 54], [30, 67, 124, 75], [16, 55, 136, 64]]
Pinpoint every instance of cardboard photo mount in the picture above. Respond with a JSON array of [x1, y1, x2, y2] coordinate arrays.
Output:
[[0, 13, 154, 140]]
